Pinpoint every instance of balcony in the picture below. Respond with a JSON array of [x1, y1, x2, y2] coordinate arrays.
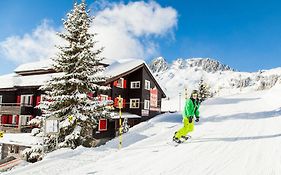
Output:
[[0, 103, 33, 115]]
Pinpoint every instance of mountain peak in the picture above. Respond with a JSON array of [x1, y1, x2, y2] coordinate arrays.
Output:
[[149, 57, 169, 73], [171, 58, 187, 69], [187, 58, 235, 72], [149, 57, 235, 74]]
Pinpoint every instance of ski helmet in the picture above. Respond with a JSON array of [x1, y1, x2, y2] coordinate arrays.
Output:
[[190, 90, 198, 98]]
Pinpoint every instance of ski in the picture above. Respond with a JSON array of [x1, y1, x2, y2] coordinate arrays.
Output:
[[169, 135, 192, 147]]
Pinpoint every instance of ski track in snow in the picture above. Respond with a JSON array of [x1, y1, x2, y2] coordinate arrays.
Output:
[[4, 86, 281, 175]]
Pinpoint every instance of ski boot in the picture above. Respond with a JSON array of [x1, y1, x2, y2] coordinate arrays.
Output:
[[181, 135, 191, 141], [173, 135, 182, 144]]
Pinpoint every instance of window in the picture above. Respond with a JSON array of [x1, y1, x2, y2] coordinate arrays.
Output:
[[130, 81, 140, 89], [100, 94, 108, 101], [114, 78, 127, 88], [21, 95, 33, 106], [117, 78, 124, 88], [130, 99, 140, 108], [144, 100, 150, 110], [145, 80, 150, 90], [0, 95, 2, 106]]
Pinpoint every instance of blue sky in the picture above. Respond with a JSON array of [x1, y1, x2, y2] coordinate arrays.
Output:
[[0, 0, 281, 75]]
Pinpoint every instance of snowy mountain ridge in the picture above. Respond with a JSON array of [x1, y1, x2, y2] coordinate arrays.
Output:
[[150, 57, 235, 73], [149, 57, 281, 96], [149, 57, 281, 111]]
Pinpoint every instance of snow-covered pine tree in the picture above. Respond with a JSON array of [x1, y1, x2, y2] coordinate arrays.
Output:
[[198, 78, 212, 103], [39, 0, 113, 149]]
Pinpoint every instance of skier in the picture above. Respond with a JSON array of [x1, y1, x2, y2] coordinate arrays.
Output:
[[173, 90, 200, 143]]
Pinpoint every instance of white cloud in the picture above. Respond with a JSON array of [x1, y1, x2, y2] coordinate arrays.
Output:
[[0, 20, 63, 63], [0, 1, 177, 64]]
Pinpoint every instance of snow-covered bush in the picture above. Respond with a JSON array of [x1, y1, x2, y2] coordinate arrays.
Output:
[[28, 117, 42, 127], [31, 128, 40, 136], [21, 146, 44, 163]]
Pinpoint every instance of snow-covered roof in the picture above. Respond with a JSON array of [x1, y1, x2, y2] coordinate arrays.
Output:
[[0, 73, 61, 89], [0, 73, 18, 89], [14, 59, 54, 73], [0, 59, 165, 97], [0, 133, 43, 147], [104, 59, 145, 78], [16, 73, 62, 87], [0, 59, 145, 89], [14, 58, 117, 73]]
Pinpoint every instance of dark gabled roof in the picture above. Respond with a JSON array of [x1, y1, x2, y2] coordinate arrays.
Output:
[[104, 60, 166, 98]]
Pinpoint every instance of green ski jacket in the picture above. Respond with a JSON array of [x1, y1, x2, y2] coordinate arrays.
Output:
[[183, 98, 200, 118]]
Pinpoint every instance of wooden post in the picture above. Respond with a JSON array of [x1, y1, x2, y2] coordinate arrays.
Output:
[[18, 115, 21, 131], [118, 95, 123, 149]]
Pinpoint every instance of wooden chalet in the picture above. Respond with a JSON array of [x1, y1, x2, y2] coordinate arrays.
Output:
[[0, 59, 166, 140]]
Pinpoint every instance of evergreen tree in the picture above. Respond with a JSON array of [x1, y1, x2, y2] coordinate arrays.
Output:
[[198, 78, 212, 103], [39, 0, 113, 149]]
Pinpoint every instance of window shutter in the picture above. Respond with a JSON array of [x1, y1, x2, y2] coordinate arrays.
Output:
[[113, 81, 118, 87], [123, 99, 126, 108], [98, 119, 107, 131], [30, 95, 34, 106], [123, 80, 127, 89], [17, 95, 21, 104], [8, 115, 13, 124], [114, 98, 118, 107], [1, 115, 7, 124], [36, 96, 41, 106], [16, 115, 19, 125]]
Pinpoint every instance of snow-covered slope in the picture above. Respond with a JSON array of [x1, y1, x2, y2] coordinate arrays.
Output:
[[149, 57, 281, 111], [5, 84, 281, 175]]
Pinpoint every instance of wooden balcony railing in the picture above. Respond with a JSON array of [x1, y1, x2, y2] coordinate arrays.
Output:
[[0, 103, 33, 115]]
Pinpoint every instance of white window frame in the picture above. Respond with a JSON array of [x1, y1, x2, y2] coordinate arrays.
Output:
[[12, 115, 17, 124], [144, 100, 150, 110], [100, 94, 108, 101], [21, 94, 33, 106], [130, 99, 140, 108], [145, 80, 150, 90], [0, 95, 2, 106], [116, 78, 124, 88], [130, 81, 140, 89]]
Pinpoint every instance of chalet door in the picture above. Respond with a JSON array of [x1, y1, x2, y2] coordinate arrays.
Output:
[[20, 115, 31, 125]]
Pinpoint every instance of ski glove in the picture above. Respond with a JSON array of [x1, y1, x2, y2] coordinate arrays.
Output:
[[195, 117, 199, 122], [188, 117, 193, 123]]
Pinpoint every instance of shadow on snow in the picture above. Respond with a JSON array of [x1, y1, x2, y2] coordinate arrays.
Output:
[[205, 97, 261, 105], [199, 107, 281, 124], [191, 133, 281, 143]]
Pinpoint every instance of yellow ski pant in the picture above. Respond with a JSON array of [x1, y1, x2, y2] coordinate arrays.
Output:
[[175, 117, 194, 139]]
